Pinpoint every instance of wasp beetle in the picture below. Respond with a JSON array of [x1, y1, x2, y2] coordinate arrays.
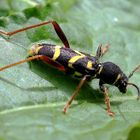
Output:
[[0, 20, 140, 116]]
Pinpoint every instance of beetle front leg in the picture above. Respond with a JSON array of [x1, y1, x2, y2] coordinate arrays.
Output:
[[99, 80, 114, 117]]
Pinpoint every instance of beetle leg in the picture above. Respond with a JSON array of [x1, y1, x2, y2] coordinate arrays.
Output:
[[0, 55, 44, 71], [63, 75, 88, 113], [0, 55, 66, 72], [99, 80, 114, 117], [0, 20, 70, 48], [103, 87, 115, 117]]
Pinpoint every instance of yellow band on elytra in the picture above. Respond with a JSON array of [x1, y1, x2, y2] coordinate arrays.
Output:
[[68, 55, 85, 68], [35, 46, 43, 54], [52, 46, 61, 61], [87, 61, 93, 69]]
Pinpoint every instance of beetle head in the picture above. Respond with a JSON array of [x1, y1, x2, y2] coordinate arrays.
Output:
[[117, 65, 140, 99], [116, 74, 128, 93]]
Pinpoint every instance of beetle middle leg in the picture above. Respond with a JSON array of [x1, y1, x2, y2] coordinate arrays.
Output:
[[63, 75, 88, 113]]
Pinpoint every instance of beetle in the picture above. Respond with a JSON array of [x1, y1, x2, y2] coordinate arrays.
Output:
[[0, 20, 140, 116]]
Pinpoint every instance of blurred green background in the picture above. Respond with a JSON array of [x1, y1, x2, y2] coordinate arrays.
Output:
[[0, 0, 140, 140]]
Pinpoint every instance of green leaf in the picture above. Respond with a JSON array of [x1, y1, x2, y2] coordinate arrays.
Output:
[[127, 121, 140, 140], [0, 0, 140, 140]]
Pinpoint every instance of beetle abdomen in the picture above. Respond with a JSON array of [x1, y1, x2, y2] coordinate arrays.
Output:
[[36, 43, 98, 78]]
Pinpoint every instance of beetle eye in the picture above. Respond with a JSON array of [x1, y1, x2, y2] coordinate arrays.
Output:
[[122, 81, 127, 86], [98, 63, 102, 67], [123, 82, 126, 86]]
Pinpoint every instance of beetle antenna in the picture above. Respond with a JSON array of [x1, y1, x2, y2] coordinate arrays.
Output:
[[96, 44, 102, 60], [128, 64, 140, 79], [127, 83, 140, 100], [95, 44, 110, 61]]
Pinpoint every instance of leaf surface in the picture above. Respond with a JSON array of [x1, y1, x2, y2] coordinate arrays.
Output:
[[0, 0, 140, 140]]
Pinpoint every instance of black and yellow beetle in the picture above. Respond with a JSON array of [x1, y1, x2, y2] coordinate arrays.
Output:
[[0, 20, 140, 116]]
